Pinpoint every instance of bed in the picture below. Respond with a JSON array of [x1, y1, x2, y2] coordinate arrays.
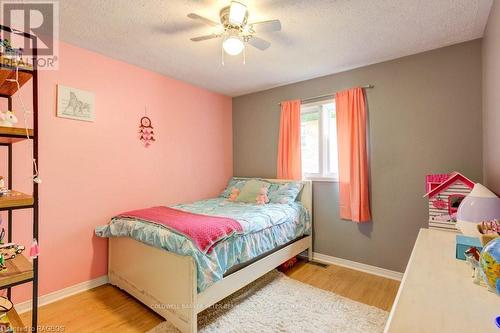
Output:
[[96, 178, 312, 333]]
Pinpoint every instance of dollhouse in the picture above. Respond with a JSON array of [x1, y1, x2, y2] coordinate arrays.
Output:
[[424, 172, 475, 231]]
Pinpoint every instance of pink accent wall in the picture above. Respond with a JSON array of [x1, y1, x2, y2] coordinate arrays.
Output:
[[1, 42, 232, 303]]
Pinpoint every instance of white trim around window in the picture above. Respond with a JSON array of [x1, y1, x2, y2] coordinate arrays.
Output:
[[300, 99, 339, 182]]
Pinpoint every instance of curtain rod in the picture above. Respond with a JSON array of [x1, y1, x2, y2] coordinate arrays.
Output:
[[278, 84, 374, 105]]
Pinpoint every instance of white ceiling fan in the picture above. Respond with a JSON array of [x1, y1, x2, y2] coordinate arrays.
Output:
[[188, 1, 281, 58]]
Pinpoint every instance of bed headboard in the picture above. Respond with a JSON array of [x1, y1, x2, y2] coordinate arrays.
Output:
[[237, 178, 313, 220]]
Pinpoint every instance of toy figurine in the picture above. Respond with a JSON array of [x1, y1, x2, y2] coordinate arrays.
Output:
[[465, 247, 482, 285], [0, 110, 17, 127]]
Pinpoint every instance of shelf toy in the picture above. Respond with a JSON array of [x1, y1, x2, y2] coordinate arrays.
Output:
[[423, 172, 474, 231], [464, 247, 482, 285], [0, 243, 25, 260], [0, 110, 18, 127], [30, 239, 39, 259]]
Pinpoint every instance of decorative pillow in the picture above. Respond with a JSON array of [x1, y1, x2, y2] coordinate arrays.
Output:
[[220, 178, 248, 198], [236, 180, 271, 203], [268, 182, 304, 204]]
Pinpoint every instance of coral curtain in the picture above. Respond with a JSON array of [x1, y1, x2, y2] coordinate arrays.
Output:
[[335, 88, 371, 222], [277, 100, 302, 180]]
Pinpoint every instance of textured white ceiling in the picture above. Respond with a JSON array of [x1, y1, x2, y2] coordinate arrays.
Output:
[[59, 0, 492, 96]]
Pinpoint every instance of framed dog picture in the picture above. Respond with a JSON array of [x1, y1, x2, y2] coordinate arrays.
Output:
[[56, 85, 95, 122]]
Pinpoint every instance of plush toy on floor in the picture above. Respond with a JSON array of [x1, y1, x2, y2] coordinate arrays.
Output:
[[278, 256, 298, 271], [0, 110, 17, 127], [256, 187, 269, 205]]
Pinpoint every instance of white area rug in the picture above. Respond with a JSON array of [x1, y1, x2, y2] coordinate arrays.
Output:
[[147, 270, 388, 333]]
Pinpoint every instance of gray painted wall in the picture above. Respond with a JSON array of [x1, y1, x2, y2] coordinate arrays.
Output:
[[483, 1, 500, 194], [233, 40, 483, 272]]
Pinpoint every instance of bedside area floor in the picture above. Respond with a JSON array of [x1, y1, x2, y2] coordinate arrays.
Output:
[[20, 262, 400, 332]]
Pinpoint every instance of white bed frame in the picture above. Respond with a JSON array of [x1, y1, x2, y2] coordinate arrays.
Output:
[[108, 179, 312, 333]]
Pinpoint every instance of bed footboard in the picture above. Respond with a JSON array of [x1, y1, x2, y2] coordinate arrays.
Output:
[[109, 237, 197, 333]]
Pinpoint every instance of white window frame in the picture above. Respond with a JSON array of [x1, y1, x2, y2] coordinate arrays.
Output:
[[301, 99, 338, 182]]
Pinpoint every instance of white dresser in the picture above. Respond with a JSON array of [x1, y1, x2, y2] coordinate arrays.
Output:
[[384, 228, 499, 333]]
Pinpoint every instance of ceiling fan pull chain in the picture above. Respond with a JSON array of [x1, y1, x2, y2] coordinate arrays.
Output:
[[221, 45, 225, 66], [243, 46, 246, 65]]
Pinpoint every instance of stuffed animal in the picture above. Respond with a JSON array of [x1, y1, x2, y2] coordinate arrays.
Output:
[[228, 188, 240, 201], [0, 111, 18, 127], [256, 187, 269, 205]]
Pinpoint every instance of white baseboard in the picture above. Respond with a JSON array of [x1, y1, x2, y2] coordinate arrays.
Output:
[[312, 252, 403, 281], [14, 255, 401, 313], [15, 275, 108, 314]]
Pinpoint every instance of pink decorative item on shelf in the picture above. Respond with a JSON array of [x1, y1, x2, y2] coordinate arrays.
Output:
[[228, 188, 240, 201], [256, 187, 269, 205], [423, 172, 475, 231], [30, 238, 39, 259]]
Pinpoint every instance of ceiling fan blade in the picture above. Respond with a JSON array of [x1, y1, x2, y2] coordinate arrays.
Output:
[[248, 36, 271, 50], [187, 13, 219, 27], [190, 34, 221, 42], [250, 20, 281, 32]]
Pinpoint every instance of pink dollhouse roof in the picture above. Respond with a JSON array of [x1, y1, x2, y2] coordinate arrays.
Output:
[[423, 172, 475, 198]]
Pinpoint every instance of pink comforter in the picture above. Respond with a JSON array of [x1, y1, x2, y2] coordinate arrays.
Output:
[[117, 206, 243, 253]]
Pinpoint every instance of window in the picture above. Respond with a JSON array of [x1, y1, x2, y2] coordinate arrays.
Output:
[[300, 100, 338, 181]]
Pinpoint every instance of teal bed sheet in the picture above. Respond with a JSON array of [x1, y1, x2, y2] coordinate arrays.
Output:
[[95, 198, 310, 292]]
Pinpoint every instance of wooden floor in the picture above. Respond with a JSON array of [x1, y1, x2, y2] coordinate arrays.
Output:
[[20, 262, 400, 332], [285, 261, 400, 311]]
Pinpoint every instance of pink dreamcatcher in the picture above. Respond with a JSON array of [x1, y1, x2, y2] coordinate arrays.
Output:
[[139, 116, 155, 147]]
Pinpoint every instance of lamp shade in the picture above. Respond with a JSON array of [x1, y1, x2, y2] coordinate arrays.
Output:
[[223, 36, 244, 55], [456, 183, 500, 236]]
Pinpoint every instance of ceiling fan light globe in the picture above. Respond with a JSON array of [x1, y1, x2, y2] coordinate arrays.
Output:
[[223, 36, 244, 55], [229, 1, 247, 25]]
